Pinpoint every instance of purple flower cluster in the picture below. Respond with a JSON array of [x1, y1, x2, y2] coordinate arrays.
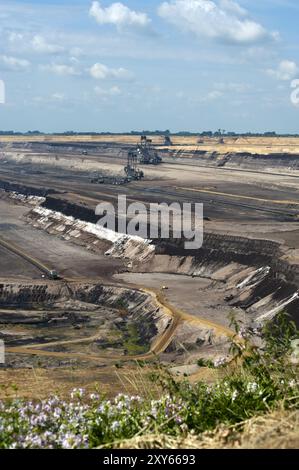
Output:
[[0, 390, 188, 449], [0, 395, 90, 448]]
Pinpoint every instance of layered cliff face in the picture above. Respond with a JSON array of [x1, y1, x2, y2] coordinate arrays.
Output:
[[3, 188, 296, 328], [25, 206, 155, 264], [2, 139, 299, 172], [151, 235, 299, 325], [0, 280, 227, 370], [1, 187, 299, 381], [0, 282, 165, 363], [162, 149, 299, 171]]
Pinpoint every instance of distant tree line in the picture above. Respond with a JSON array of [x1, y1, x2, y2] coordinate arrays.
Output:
[[0, 130, 298, 137]]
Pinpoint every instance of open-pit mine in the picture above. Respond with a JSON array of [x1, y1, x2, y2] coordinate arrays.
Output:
[[1, 134, 299, 398]]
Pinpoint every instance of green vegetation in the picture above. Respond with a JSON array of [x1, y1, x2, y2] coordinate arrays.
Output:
[[197, 358, 214, 368], [114, 298, 127, 310], [123, 323, 148, 355]]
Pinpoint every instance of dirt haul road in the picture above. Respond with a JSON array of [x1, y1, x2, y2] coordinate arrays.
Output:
[[5, 285, 235, 363], [1, 237, 235, 364]]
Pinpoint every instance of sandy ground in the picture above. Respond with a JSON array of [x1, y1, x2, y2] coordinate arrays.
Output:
[[115, 272, 244, 328], [2, 134, 299, 154], [2, 149, 299, 242], [0, 199, 123, 279]]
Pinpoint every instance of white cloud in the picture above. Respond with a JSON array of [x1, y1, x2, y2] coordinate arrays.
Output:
[[31, 35, 64, 54], [95, 85, 122, 98], [0, 55, 30, 71], [8, 32, 24, 43], [33, 93, 66, 105], [7, 32, 66, 55], [158, 0, 277, 44], [0, 79, 5, 104], [70, 47, 83, 57], [41, 63, 79, 76], [191, 89, 224, 104], [51, 93, 65, 101], [89, 1, 150, 29], [205, 90, 224, 100], [90, 63, 133, 80], [213, 81, 251, 93], [267, 60, 298, 81], [70, 56, 80, 65], [219, 0, 247, 17]]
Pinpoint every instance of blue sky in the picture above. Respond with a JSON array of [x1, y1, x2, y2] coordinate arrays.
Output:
[[0, 0, 299, 133]]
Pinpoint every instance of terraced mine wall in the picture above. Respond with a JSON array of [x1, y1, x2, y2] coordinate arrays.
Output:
[[154, 235, 296, 280], [0, 180, 56, 197], [3, 141, 299, 171], [17, 191, 299, 286], [221, 153, 299, 169], [3, 189, 299, 325], [3, 187, 298, 279], [25, 199, 299, 324], [40, 196, 294, 276], [42, 196, 154, 234], [0, 282, 167, 349], [44, 196, 99, 224], [169, 151, 299, 170], [155, 243, 299, 325], [0, 141, 130, 153]]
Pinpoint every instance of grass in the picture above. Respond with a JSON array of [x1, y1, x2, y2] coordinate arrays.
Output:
[[123, 323, 148, 355], [106, 409, 299, 449], [0, 313, 298, 448]]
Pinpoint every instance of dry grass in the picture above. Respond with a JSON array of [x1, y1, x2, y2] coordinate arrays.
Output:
[[0, 364, 160, 401], [106, 408, 299, 449]]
